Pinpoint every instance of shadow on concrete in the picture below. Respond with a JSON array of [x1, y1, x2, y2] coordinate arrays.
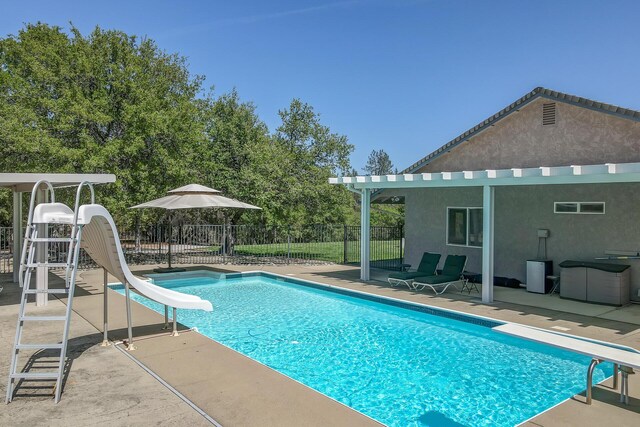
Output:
[[571, 387, 640, 414], [9, 332, 101, 401], [2, 269, 191, 402], [0, 271, 68, 307]]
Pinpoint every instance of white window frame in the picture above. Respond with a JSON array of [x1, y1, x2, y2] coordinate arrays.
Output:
[[446, 207, 483, 248], [554, 202, 605, 215]]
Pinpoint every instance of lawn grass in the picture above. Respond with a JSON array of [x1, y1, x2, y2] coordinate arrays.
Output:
[[228, 240, 402, 263]]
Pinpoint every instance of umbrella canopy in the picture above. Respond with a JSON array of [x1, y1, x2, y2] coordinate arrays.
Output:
[[130, 184, 260, 272], [131, 184, 260, 210]]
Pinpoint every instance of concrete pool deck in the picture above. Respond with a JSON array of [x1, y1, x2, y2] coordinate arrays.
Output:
[[0, 273, 211, 426], [1, 263, 639, 426]]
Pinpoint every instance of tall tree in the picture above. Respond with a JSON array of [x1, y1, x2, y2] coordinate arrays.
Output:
[[361, 149, 404, 227], [0, 23, 205, 226], [192, 94, 358, 226], [363, 149, 393, 176], [274, 99, 356, 225], [191, 90, 271, 224], [0, 24, 360, 229]]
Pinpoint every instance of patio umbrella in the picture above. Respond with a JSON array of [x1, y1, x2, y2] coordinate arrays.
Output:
[[131, 184, 260, 272]]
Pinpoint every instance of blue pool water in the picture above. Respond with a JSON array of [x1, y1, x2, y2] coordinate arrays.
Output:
[[114, 272, 613, 427]]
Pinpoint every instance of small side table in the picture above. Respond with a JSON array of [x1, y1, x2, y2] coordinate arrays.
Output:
[[460, 272, 480, 294], [547, 275, 560, 295]]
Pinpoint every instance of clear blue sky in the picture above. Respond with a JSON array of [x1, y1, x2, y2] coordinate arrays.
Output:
[[2, 0, 639, 172]]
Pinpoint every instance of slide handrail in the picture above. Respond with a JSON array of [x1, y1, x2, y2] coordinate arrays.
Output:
[[73, 181, 95, 224], [19, 180, 56, 287]]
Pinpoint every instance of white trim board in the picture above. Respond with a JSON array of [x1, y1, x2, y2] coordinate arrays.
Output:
[[330, 163, 640, 190]]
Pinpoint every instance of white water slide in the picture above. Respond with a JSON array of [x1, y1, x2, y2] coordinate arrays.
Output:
[[36, 202, 213, 311]]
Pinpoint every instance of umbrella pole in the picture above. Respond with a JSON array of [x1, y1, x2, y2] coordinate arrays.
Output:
[[152, 210, 185, 274]]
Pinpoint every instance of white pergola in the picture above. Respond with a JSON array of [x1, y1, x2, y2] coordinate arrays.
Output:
[[330, 162, 640, 303], [1, 173, 116, 305]]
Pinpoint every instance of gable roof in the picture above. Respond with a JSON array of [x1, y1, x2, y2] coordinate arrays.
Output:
[[402, 87, 640, 174]]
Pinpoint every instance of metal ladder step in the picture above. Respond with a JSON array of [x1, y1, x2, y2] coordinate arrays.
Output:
[[25, 263, 71, 269], [24, 288, 68, 295], [19, 316, 67, 322], [27, 237, 74, 243], [16, 343, 63, 350], [10, 372, 59, 380]]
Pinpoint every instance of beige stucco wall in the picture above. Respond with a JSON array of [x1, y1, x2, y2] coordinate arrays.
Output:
[[404, 186, 483, 270], [403, 184, 640, 302], [415, 98, 640, 173]]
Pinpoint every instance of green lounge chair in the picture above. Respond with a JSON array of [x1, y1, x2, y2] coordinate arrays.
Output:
[[413, 255, 467, 294], [388, 252, 441, 289]]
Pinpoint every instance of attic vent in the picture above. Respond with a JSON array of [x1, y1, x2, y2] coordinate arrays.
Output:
[[542, 102, 556, 126]]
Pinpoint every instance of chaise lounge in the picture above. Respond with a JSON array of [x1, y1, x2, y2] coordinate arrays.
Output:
[[388, 252, 441, 289], [413, 255, 467, 295]]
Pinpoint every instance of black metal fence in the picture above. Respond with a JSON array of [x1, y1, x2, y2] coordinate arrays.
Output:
[[0, 224, 404, 273], [0, 227, 12, 273]]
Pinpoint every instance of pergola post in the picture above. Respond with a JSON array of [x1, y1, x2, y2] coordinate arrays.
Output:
[[360, 188, 371, 281], [12, 191, 22, 283], [482, 185, 495, 303]]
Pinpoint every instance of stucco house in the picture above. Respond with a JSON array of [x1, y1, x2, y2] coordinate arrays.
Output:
[[331, 87, 640, 304]]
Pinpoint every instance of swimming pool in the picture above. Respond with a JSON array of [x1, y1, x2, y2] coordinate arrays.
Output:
[[114, 271, 613, 426]]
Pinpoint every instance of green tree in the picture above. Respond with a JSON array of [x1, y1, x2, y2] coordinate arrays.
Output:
[[363, 149, 394, 176], [191, 90, 272, 224], [362, 150, 404, 227], [274, 99, 356, 225], [0, 23, 205, 227], [0, 24, 360, 230]]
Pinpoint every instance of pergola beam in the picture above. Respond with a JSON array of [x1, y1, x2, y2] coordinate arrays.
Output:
[[329, 162, 640, 190]]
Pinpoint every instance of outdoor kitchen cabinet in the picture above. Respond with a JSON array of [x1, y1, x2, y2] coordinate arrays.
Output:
[[560, 266, 587, 301], [559, 261, 630, 306]]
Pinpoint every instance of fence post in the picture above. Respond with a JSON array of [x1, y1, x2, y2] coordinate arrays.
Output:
[[158, 225, 162, 263], [343, 224, 348, 264], [287, 225, 291, 264], [222, 223, 227, 264], [399, 224, 404, 264]]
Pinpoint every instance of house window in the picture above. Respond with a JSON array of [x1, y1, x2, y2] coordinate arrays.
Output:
[[447, 207, 483, 247], [554, 202, 605, 214]]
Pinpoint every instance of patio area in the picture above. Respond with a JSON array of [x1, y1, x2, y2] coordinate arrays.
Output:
[[1, 263, 639, 426]]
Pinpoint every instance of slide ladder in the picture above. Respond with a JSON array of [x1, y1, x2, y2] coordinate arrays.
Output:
[[6, 180, 85, 403]]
